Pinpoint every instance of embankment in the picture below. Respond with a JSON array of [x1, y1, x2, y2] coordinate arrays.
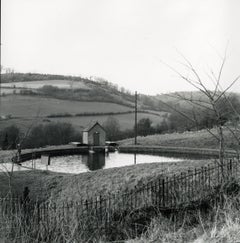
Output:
[[119, 145, 237, 157]]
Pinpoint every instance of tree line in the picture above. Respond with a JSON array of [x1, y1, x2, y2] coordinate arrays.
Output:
[[0, 123, 82, 150]]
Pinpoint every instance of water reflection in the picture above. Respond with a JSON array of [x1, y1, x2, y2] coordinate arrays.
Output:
[[82, 153, 105, 171]]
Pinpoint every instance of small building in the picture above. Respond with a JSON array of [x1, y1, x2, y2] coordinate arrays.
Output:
[[82, 121, 106, 146]]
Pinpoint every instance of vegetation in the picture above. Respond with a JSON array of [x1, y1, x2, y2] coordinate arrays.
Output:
[[0, 125, 20, 150], [0, 95, 132, 118], [1, 68, 239, 242], [103, 116, 121, 141], [119, 127, 239, 150], [0, 123, 82, 150], [0, 159, 213, 201], [130, 188, 240, 243], [166, 93, 240, 132], [0, 161, 239, 242], [1, 72, 88, 83]]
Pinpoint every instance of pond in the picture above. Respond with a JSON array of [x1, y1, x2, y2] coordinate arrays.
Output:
[[1, 151, 207, 174]]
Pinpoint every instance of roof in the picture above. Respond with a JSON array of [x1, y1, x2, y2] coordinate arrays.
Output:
[[83, 121, 105, 132]]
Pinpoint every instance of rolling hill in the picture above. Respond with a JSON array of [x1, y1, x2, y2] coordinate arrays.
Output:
[[0, 72, 239, 135]]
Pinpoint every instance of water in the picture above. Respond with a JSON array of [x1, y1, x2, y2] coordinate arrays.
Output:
[[0, 151, 203, 174]]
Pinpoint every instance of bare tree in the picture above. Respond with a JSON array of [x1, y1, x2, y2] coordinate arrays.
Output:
[[0, 110, 41, 195], [161, 51, 240, 172]]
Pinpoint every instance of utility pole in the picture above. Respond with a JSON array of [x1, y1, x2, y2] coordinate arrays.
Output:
[[134, 91, 138, 145]]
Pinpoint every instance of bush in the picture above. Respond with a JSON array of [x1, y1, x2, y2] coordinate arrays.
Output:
[[0, 125, 20, 150]]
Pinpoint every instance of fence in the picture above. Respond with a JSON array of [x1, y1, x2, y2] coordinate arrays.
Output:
[[0, 159, 239, 240]]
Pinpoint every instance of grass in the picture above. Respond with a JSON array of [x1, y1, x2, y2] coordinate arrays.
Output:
[[1, 173, 239, 242], [119, 127, 239, 150], [0, 112, 163, 133], [0, 95, 131, 117], [0, 147, 239, 242], [128, 187, 240, 243], [0, 95, 164, 132], [47, 112, 163, 131], [0, 159, 213, 202]]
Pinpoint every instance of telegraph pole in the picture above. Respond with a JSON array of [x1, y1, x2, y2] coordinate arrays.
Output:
[[134, 91, 138, 145]]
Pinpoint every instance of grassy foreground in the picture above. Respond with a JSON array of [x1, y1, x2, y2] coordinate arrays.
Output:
[[1, 170, 239, 242], [127, 188, 240, 243]]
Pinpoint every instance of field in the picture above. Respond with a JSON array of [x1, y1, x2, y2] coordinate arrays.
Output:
[[0, 111, 163, 133], [48, 112, 163, 130], [0, 95, 132, 117], [0, 95, 164, 132], [1, 79, 91, 90]]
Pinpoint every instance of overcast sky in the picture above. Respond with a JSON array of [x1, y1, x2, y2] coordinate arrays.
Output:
[[1, 0, 240, 94]]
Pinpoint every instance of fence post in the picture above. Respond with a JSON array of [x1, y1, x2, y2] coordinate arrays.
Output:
[[99, 195, 102, 225], [158, 179, 161, 208], [187, 170, 191, 202], [201, 167, 204, 197], [162, 179, 165, 207], [173, 174, 176, 207], [207, 164, 211, 190], [180, 172, 184, 204], [194, 168, 197, 201], [155, 180, 158, 206], [215, 160, 220, 185], [229, 159, 232, 177]]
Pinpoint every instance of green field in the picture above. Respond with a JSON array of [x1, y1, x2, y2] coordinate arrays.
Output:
[[1, 79, 91, 90], [0, 95, 133, 117], [0, 95, 165, 132], [0, 111, 163, 132]]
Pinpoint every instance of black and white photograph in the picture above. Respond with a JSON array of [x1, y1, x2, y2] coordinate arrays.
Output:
[[0, 0, 240, 242]]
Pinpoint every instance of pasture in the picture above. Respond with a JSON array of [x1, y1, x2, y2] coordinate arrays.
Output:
[[0, 95, 132, 117], [0, 111, 163, 133], [1, 79, 91, 90], [0, 95, 164, 132], [48, 112, 163, 130]]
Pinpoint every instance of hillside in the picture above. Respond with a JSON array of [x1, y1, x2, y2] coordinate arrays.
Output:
[[119, 127, 240, 150], [0, 94, 166, 133], [0, 73, 137, 107], [1, 72, 239, 136], [156, 91, 240, 112]]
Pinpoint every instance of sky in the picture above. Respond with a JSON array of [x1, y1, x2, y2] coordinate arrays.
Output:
[[1, 0, 240, 95]]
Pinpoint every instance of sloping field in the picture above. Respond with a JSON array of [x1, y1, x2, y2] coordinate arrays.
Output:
[[48, 112, 163, 130], [0, 95, 132, 117], [119, 128, 239, 150], [0, 112, 163, 132], [0, 95, 164, 132], [1, 79, 91, 90]]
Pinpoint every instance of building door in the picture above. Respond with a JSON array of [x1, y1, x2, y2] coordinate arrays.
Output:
[[93, 132, 100, 146]]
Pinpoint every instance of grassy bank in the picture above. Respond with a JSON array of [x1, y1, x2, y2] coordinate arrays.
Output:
[[0, 159, 213, 202], [1, 172, 240, 242], [119, 127, 239, 150]]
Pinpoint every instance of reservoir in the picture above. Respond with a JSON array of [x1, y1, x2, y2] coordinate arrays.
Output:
[[8, 151, 206, 174]]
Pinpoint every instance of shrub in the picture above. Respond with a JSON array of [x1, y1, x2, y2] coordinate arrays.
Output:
[[0, 125, 20, 150]]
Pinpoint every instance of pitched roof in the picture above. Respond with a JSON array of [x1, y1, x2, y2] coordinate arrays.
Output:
[[83, 121, 105, 132]]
